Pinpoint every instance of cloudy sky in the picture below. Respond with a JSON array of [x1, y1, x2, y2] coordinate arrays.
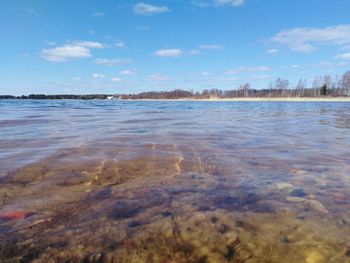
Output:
[[1, 0, 350, 95]]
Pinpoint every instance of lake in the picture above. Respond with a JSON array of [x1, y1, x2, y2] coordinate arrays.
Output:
[[1, 100, 350, 262]]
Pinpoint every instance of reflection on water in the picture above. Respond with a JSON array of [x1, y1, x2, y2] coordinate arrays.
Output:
[[1, 100, 350, 262]]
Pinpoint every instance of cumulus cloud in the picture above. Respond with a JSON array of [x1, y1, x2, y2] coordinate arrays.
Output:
[[110, 78, 122, 83], [192, 0, 245, 7], [41, 41, 104, 62], [154, 49, 183, 57], [74, 41, 104, 49], [94, 58, 131, 66], [267, 48, 279, 55], [119, 70, 135, 75], [199, 44, 224, 50], [133, 3, 170, 15], [186, 49, 202, 56], [335, 52, 350, 60], [270, 24, 350, 53], [41, 45, 92, 62], [116, 41, 126, 49], [226, 66, 270, 74], [92, 73, 105, 78], [214, 0, 245, 6]]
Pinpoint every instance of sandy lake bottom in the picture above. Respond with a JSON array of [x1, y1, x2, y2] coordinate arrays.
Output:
[[1, 100, 350, 262]]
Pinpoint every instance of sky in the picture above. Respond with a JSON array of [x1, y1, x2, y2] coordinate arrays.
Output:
[[1, 0, 350, 95]]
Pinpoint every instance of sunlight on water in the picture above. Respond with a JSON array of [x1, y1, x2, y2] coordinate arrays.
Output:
[[1, 100, 350, 262]]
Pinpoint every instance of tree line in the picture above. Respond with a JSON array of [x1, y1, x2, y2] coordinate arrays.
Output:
[[0, 94, 111, 100], [120, 71, 350, 99], [1, 71, 350, 100]]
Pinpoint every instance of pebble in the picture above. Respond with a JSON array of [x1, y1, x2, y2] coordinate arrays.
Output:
[[219, 224, 229, 234], [307, 200, 328, 214], [286, 196, 306, 203], [0, 210, 33, 221], [345, 249, 350, 257], [290, 188, 307, 197], [210, 216, 218, 224], [127, 220, 142, 228], [161, 211, 173, 217], [331, 193, 347, 205], [275, 183, 294, 190], [102, 252, 116, 263], [286, 197, 328, 214], [305, 250, 326, 263]]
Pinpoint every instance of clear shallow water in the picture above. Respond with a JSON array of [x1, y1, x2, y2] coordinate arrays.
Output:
[[1, 100, 350, 262]]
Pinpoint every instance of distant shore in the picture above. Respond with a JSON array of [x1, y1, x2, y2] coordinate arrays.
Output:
[[2, 95, 350, 102], [128, 97, 350, 102]]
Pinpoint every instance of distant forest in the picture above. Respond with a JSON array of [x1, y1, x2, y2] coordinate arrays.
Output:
[[1, 71, 350, 100]]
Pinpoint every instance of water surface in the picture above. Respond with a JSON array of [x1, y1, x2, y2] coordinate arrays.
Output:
[[1, 100, 350, 262]]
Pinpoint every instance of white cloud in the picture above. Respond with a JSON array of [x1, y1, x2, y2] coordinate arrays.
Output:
[[192, 0, 245, 7], [186, 49, 202, 56], [94, 58, 131, 66], [116, 41, 126, 49], [41, 45, 92, 62], [41, 41, 104, 62], [291, 64, 300, 69], [226, 66, 270, 74], [133, 3, 170, 15], [148, 73, 170, 81], [92, 73, 105, 78], [270, 24, 350, 53], [110, 78, 122, 83], [200, 71, 210, 76], [214, 0, 245, 6], [74, 41, 104, 49], [91, 12, 105, 17], [119, 70, 135, 75], [154, 48, 183, 57], [267, 48, 279, 54], [199, 44, 224, 50], [335, 52, 350, 60]]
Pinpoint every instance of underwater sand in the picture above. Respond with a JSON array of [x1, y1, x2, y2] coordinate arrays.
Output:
[[0, 100, 350, 262]]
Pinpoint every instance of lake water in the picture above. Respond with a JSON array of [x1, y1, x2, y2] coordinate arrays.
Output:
[[1, 100, 350, 262]]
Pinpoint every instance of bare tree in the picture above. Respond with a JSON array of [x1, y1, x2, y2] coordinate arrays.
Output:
[[342, 71, 350, 96], [296, 79, 307, 97], [275, 78, 289, 97]]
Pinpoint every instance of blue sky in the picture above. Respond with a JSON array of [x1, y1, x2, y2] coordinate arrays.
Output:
[[1, 0, 350, 95]]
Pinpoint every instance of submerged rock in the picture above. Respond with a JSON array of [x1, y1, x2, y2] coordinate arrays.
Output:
[[161, 211, 173, 217], [290, 188, 307, 197], [286, 197, 328, 214], [110, 201, 143, 219], [0, 210, 34, 221], [275, 182, 294, 190]]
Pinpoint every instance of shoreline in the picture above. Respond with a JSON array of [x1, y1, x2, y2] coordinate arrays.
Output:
[[122, 97, 350, 102]]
